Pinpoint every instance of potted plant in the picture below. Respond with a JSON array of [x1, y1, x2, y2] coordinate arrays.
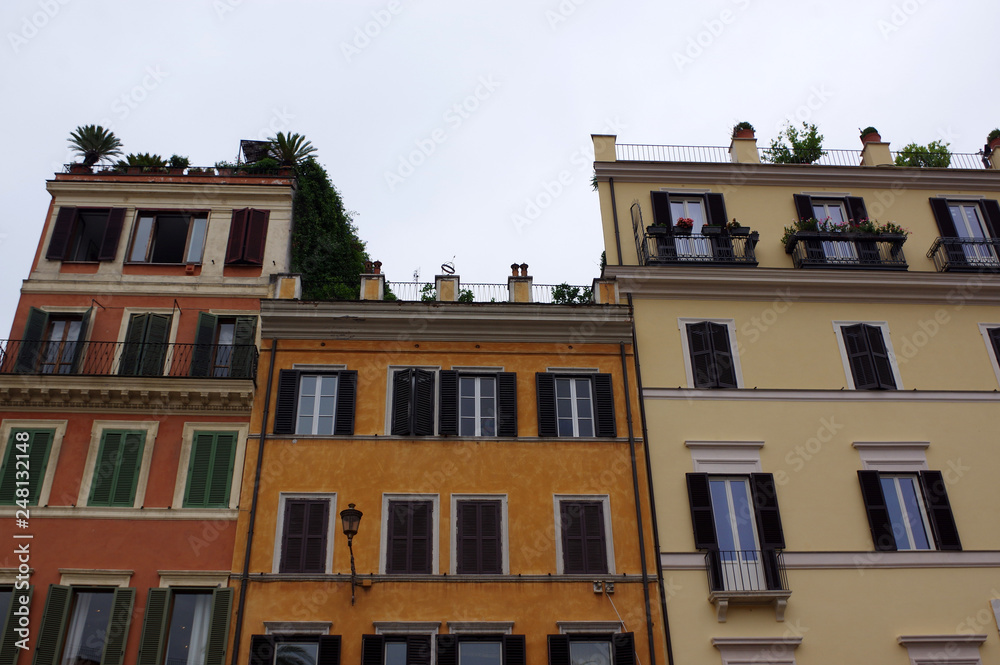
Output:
[[702, 223, 723, 236], [860, 126, 881, 144], [67, 124, 123, 167], [215, 161, 237, 176], [988, 129, 1000, 153], [187, 167, 214, 175], [732, 121, 755, 140], [167, 154, 190, 174], [647, 220, 671, 237], [674, 217, 694, 235], [68, 163, 92, 174], [727, 219, 750, 236]]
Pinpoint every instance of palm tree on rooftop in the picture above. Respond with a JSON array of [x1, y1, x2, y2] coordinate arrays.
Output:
[[268, 132, 317, 166], [68, 125, 123, 166]]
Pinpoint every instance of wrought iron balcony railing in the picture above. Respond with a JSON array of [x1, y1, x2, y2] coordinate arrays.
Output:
[[636, 230, 759, 267], [0, 340, 257, 381], [784, 232, 908, 270], [705, 549, 787, 592], [926, 237, 1000, 272]]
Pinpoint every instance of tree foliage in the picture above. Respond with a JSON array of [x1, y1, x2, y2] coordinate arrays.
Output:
[[270, 132, 317, 165], [551, 283, 593, 304], [68, 125, 123, 166], [894, 141, 951, 168], [763, 122, 826, 164]]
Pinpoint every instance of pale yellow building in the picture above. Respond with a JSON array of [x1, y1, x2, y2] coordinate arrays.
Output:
[[593, 130, 1000, 664]]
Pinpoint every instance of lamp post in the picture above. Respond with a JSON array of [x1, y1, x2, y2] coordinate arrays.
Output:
[[339, 503, 362, 605]]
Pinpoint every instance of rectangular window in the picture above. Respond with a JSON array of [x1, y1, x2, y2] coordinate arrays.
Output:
[[183, 432, 238, 508], [361, 635, 433, 665], [32, 585, 135, 665], [648, 191, 730, 262], [436, 636, 525, 665], [15, 308, 91, 375], [391, 369, 436, 436], [128, 212, 208, 264], [272, 369, 357, 436], [857, 470, 961, 551], [461, 376, 496, 436], [928, 198, 1000, 269], [386, 500, 433, 574], [0, 428, 54, 506], [137, 587, 233, 665], [439, 371, 517, 437], [279, 499, 330, 574], [45, 207, 125, 262], [558, 500, 609, 575], [710, 477, 766, 590], [118, 313, 172, 377], [88, 430, 146, 507], [685, 321, 738, 389], [547, 634, 636, 665], [249, 635, 341, 665], [536, 373, 615, 438], [189, 313, 257, 379], [456, 500, 503, 574], [838, 323, 898, 390], [556, 378, 593, 437]]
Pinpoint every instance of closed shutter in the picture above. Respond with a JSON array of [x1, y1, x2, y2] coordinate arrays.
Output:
[[98, 209, 126, 261], [387, 501, 432, 574], [708, 322, 737, 388], [864, 325, 896, 389], [316, 636, 341, 665], [45, 207, 77, 260], [185, 432, 237, 508], [649, 191, 673, 232], [280, 499, 329, 573], [140, 314, 171, 376], [32, 585, 71, 665], [793, 194, 814, 222], [845, 196, 869, 223], [436, 636, 457, 665], [751, 473, 785, 590], [561, 501, 607, 574], [118, 314, 148, 376], [592, 374, 617, 437], [502, 635, 526, 665], [928, 198, 968, 266], [360, 635, 385, 665], [705, 193, 728, 226], [189, 312, 218, 377], [496, 372, 518, 437], [857, 470, 896, 551], [919, 471, 962, 551], [413, 370, 436, 436], [333, 371, 357, 436], [409, 502, 432, 574], [685, 473, 718, 549], [0, 586, 31, 665], [243, 209, 270, 264], [547, 635, 570, 665], [89, 430, 145, 507], [686, 322, 715, 388], [248, 635, 275, 665], [438, 370, 459, 436], [225, 209, 249, 264], [16, 307, 48, 373], [535, 373, 557, 437], [391, 369, 413, 436], [111, 431, 144, 507], [274, 369, 301, 435], [457, 500, 502, 574], [611, 633, 636, 665], [230, 316, 258, 379], [407, 635, 431, 665], [841, 324, 878, 390], [205, 588, 233, 665], [136, 588, 169, 665], [70, 307, 92, 374], [100, 587, 135, 665], [0, 429, 53, 506]]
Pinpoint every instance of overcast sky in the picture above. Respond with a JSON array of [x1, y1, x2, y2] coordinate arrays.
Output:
[[1, 0, 997, 334]]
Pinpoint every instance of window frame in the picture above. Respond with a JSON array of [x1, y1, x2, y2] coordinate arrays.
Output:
[[77, 421, 158, 510], [272, 493, 337, 574], [15, 306, 94, 375], [833, 321, 903, 390], [379, 494, 440, 575], [440, 369, 518, 438], [547, 632, 635, 665], [45, 206, 126, 263], [272, 367, 357, 437], [450, 494, 509, 575], [136, 585, 233, 665], [32, 583, 135, 665], [856, 468, 961, 552], [248, 634, 341, 665], [0, 419, 67, 509], [552, 495, 615, 575], [190, 312, 258, 379], [435, 634, 525, 665], [172, 423, 249, 510], [977, 323, 1000, 387], [536, 371, 616, 439], [677, 318, 743, 389], [385, 366, 439, 437], [126, 210, 210, 265]]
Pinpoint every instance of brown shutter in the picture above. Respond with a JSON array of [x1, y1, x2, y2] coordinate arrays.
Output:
[[535, 373, 557, 437], [793, 194, 814, 221], [457, 500, 502, 574], [686, 322, 714, 388], [919, 471, 962, 551], [751, 473, 785, 549], [929, 198, 959, 236], [561, 501, 606, 574], [547, 635, 570, 665], [981, 200, 1000, 238], [685, 473, 718, 550], [705, 193, 728, 226], [496, 372, 518, 437], [857, 470, 896, 551], [273, 369, 301, 434], [413, 370, 436, 436], [864, 325, 897, 389], [360, 635, 385, 665], [225, 209, 249, 264], [280, 499, 329, 573], [845, 196, 869, 222], [387, 500, 432, 574], [408, 501, 432, 573], [316, 636, 341, 665], [502, 635, 526, 665], [650, 191, 673, 231], [97, 208, 126, 261], [45, 207, 77, 260], [407, 635, 432, 665], [842, 324, 877, 389], [391, 369, 413, 435], [333, 371, 357, 436], [436, 636, 457, 665], [593, 374, 617, 437], [243, 209, 270, 264], [438, 370, 459, 436], [248, 636, 275, 665], [708, 322, 737, 388], [612, 633, 636, 665]]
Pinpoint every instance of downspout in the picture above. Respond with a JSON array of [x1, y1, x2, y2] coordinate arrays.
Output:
[[610, 177, 623, 266], [627, 294, 675, 665], [231, 339, 278, 665], [619, 342, 656, 665]]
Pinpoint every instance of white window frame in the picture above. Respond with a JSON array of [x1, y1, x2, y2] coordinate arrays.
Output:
[[379, 493, 440, 574], [0, 419, 68, 509], [552, 494, 615, 575], [172, 422, 249, 510], [832, 321, 903, 390], [374, 622, 441, 665], [296, 373, 340, 436], [272, 493, 338, 574], [977, 323, 1000, 387], [384, 366, 440, 436], [459, 375, 498, 437], [77, 420, 159, 509], [554, 376, 595, 438], [449, 494, 509, 574], [878, 473, 934, 551], [677, 318, 744, 389]]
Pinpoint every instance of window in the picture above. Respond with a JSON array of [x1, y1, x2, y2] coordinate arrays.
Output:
[[836, 322, 899, 390], [929, 198, 1000, 268], [361, 635, 432, 665], [548, 634, 635, 665], [278, 498, 331, 574], [435, 636, 525, 665], [390, 369, 436, 436], [128, 211, 208, 264], [649, 191, 730, 260], [683, 321, 738, 389], [14, 308, 91, 374], [385, 499, 434, 574], [686, 473, 785, 591], [555, 497, 613, 575], [980, 325, 1000, 386], [225, 209, 270, 265], [455, 499, 503, 574], [535, 373, 615, 438], [87, 430, 146, 507], [438, 371, 518, 437], [32, 585, 135, 665], [792, 194, 880, 263], [45, 207, 125, 262], [857, 470, 961, 551], [118, 313, 172, 377], [1, 583, 32, 665], [273, 369, 357, 436], [248, 635, 341, 665], [136, 587, 233, 665], [0, 428, 54, 506], [190, 313, 257, 378], [183, 432, 238, 508]]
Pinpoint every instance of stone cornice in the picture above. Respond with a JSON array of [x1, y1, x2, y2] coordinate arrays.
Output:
[[595, 159, 1000, 191], [606, 265, 1000, 305], [261, 300, 634, 343], [0, 375, 254, 412], [47, 177, 295, 199], [20, 277, 272, 297]]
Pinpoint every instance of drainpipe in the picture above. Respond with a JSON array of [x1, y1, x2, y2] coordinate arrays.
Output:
[[627, 295, 674, 665], [620, 342, 656, 665], [231, 339, 278, 665], [610, 177, 623, 266]]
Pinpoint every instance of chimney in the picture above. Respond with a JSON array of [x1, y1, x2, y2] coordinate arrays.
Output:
[[860, 131, 893, 166], [729, 132, 760, 164], [435, 274, 460, 302], [359, 261, 385, 300], [271, 273, 302, 300], [591, 278, 618, 304], [592, 134, 617, 163], [508, 262, 533, 302]]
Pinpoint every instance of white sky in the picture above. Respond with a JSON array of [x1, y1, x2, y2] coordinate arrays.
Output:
[[1, 0, 997, 335]]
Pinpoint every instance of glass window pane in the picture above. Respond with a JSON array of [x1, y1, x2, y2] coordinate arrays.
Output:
[[574, 379, 592, 399], [898, 477, 930, 549], [557, 419, 574, 437], [319, 396, 336, 417], [555, 378, 571, 397], [461, 397, 475, 417], [186, 216, 208, 263], [728, 480, 758, 551], [827, 205, 845, 224], [480, 418, 495, 437], [670, 200, 685, 222], [570, 641, 612, 665], [460, 418, 475, 437], [130, 216, 154, 261], [557, 398, 572, 418], [881, 477, 908, 548], [276, 642, 319, 665], [480, 397, 495, 417], [60, 591, 114, 665], [710, 480, 736, 551], [317, 416, 334, 436], [480, 378, 495, 397], [320, 376, 338, 396], [460, 377, 475, 396], [217, 323, 235, 346], [164, 592, 212, 665], [576, 397, 592, 418], [459, 641, 502, 665], [577, 420, 593, 437], [385, 642, 407, 665], [300, 376, 317, 396], [297, 415, 312, 434]]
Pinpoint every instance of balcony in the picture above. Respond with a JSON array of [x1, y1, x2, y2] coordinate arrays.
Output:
[[637, 230, 759, 267], [784, 232, 908, 270], [0, 340, 257, 381], [926, 237, 1000, 272], [705, 549, 790, 622]]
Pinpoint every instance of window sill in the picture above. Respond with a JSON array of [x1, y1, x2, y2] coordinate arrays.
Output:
[[708, 588, 791, 622]]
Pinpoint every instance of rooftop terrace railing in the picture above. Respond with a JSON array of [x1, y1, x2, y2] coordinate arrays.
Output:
[[384, 282, 588, 303]]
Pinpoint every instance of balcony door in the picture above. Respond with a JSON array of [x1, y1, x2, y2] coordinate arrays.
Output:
[[949, 203, 996, 264], [812, 200, 857, 261], [670, 198, 711, 258], [709, 477, 765, 591]]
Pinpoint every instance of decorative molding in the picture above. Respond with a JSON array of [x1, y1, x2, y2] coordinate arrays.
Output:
[[245, 573, 648, 583], [709, 589, 791, 623], [446, 621, 513, 635], [685, 441, 763, 474], [643, 388, 1000, 403], [712, 636, 802, 665], [557, 621, 622, 634], [264, 621, 332, 636], [0, 506, 238, 520], [661, 550, 1000, 570], [59, 569, 133, 587], [853, 441, 929, 471], [373, 622, 441, 634], [158, 571, 231, 588], [897, 634, 986, 665]]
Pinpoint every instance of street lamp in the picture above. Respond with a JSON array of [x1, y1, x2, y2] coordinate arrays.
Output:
[[339, 503, 362, 605]]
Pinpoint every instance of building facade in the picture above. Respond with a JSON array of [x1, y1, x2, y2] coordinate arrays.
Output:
[[594, 131, 1000, 664]]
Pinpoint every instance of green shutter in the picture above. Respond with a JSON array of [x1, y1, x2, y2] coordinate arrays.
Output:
[[136, 588, 169, 665], [31, 585, 70, 665], [101, 587, 135, 665], [230, 317, 257, 379], [89, 431, 145, 507], [185, 433, 237, 508], [205, 588, 233, 665], [16, 308, 48, 373], [0, 586, 31, 665], [0, 430, 54, 506], [118, 314, 149, 376], [189, 313, 217, 377], [139, 315, 171, 377], [206, 434, 237, 508]]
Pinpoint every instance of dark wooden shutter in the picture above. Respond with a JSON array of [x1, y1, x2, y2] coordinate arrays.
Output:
[[98, 208, 126, 261], [409, 502, 432, 573], [248, 635, 275, 665], [280, 499, 329, 573], [536, 373, 557, 437], [139, 314, 171, 376], [845, 196, 869, 222], [612, 633, 636, 665], [686, 322, 714, 388], [592, 374, 617, 437], [407, 635, 432, 665], [205, 588, 233, 665], [980, 200, 1000, 237], [857, 470, 896, 551], [316, 635, 341, 665], [231, 316, 258, 379], [101, 587, 135, 665], [387, 501, 432, 574], [118, 314, 147, 376], [650, 191, 674, 232], [496, 372, 518, 437], [274, 369, 301, 434], [110, 432, 144, 507], [685, 473, 718, 549], [708, 322, 737, 388], [136, 588, 169, 665], [502, 635, 526, 665], [705, 193, 728, 226], [333, 370, 357, 436], [841, 324, 877, 390], [391, 369, 413, 436], [1, 429, 52, 505], [243, 209, 270, 264], [70, 307, 91, 374], [225, 209, 249, 264], [190, 312, 217, 377], [793, 194, 814, 222], [864, 325, 896, 389], [750, 473, 785, 549], [46, 207, 77, 260], [928, 197, 967, 266], [185, 432, 237, 509], [360, 635, 385, 665], [438, 370, 459, 436], [989, 328, 1000, 364], [548, 635, 570, 665], [436, 636, 457, 665], [561, 501, 606, 574], [919, 471, 962, 551], [0, 586, 31, 665], [413, 370, 436, 436], [33, 585, 71, 665], [15, 307, 48, 373], [457, 500, 502, 574]]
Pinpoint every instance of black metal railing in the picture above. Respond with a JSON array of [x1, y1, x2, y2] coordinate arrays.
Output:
[[706, 549, 787, 592], [785, 232, 908, 270], [637, 230, 759, 266], [63, 164, 294, 177], [926, 237, 1000, 272], [0, 340, 257, 380]]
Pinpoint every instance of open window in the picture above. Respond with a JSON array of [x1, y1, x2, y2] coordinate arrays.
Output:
[[14, 307, 91, 375], [928, 198, 1000, 269], [45, 207, 126, 262], [136, 587, 233, 665], [857, 470, 961, 551], [128, 211, 208, 264], [190, 313, 257, 378], [32, 585, 135, 665], [649, 191, 732, 261]]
